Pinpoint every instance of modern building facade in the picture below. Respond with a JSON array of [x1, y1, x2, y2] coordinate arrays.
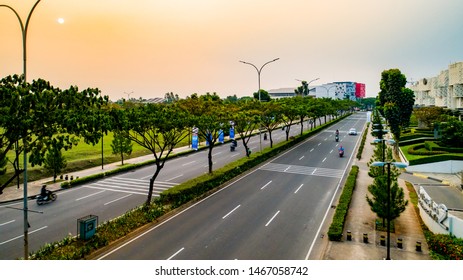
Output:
[[268, 81, 366, 100], [410, 62, 463, 109]]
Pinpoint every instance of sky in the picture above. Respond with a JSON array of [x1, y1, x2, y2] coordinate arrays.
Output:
[[1, 0, 462, 101]]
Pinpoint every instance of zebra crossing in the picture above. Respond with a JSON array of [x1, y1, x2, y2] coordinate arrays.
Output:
[[259, 163, 344, 179], [84, 176, 179, 196]]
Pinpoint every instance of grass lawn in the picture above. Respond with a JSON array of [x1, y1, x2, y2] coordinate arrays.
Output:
[[1, 131, 193, 187]]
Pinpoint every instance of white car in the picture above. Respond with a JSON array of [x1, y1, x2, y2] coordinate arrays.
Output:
[[348, 128, 357, 135]]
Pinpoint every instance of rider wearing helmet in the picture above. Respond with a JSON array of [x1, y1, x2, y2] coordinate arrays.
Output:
[[40, 185, 51, 200]]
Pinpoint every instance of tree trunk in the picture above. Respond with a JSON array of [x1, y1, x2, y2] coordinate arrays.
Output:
[[146, 164, 162, 205], [208, 145, 213, 174]]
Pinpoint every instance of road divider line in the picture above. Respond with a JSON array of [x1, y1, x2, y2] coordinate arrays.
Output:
[[265, 211, 280, 227], [330, 149, 333, 154], [261, 181, 272, 190], [222, 205, 241, 219], [299, 156, 304, 160], [294, 184, 304, 194], [312, 168, 317, 175], [182, 161, 196, 166], [167, 247, 184, 260], [310, 148, 314, 152], [0, 226, 48, 245], [284, 166, 291, 172], [76, 190, 105, 201], [166, 174, 183, 182], [0, 220, 15, 227], [322, 157, 326, 162], [104, 194, 132, 206]]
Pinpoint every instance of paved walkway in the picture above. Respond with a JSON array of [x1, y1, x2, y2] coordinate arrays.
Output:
[[321, 129, 432, 260]]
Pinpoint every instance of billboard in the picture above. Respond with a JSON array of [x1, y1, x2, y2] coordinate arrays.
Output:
[[355, 83, 366, 98]]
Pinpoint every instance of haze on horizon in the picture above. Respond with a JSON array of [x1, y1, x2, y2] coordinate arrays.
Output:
[[1, 0, 462, 101]]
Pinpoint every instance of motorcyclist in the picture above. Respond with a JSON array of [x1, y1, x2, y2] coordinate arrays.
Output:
[[40, 185, 51, 200], [335, 129, 339, 136], [339, 145, 345, 152]]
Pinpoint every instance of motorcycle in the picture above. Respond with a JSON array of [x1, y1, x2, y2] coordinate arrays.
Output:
[[339, 149, 344, 157], [335, 135, 339, 142], [36, 192, 57, 205], [230, 140, 237, 152]]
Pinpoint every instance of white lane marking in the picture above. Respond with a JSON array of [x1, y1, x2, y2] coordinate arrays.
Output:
[[212, 152, 222, 156], [0, 220, 15, 227], [104, 194, 132, 206], [231, 153, 240, 158], [312, 168, 317, 175], [167, 247, 184, 260], [322, 157, 326, 162], [330, 149, 333, 154], [222, 205, 241, 219], [310, 148, 314, 152], [265, 211, 280, 227], [294, 184, 304, 194], [318, 143, 321, 146], [76, 190, 105, 201], [0, 226, 48, 245], [166, 174, 183, 182], [299, 156, 304, 160], [182, 161, 196, 166], [284, 166, 291, 172], [261, 181, 272, 190]]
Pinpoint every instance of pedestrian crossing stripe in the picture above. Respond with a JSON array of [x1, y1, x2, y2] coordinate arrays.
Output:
[[84, 177, 179, 196], [259, 163, 344, 179]]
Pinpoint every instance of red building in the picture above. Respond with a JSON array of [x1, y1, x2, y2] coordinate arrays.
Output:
[[355, 83, 366, 98]]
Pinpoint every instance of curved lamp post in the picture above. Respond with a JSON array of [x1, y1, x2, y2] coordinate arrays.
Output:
[[319, 85, 336, 98], [239, 58, 280, 153], [1, 0, 42, 260], [295, 78, 319, 96], [370, 161, 408, 260]]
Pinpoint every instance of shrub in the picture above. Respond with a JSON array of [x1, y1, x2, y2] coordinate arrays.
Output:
[[328, 165, 359, 241]]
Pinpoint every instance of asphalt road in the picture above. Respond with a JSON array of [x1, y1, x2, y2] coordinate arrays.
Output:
[[98, 115, 367, 259], [0, 116, 333, 260]]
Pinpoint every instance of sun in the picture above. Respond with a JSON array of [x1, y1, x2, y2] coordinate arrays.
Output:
[[57, 18, 65, 24]]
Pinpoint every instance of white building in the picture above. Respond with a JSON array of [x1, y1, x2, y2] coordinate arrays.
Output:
[[411, 62, 463, 109], [268, 82, 363, 100]]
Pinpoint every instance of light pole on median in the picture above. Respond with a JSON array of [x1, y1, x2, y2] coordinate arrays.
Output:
[[239, 58, 280, 153], [371, 161, 408, 260], [1, 0, 42, 260]]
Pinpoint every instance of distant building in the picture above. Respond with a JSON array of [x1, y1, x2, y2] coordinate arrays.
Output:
[[410, 61, 463, 110], [268, 82, 366, 101]]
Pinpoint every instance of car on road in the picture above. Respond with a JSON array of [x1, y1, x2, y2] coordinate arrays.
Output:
[[348, 128, 357, 135]]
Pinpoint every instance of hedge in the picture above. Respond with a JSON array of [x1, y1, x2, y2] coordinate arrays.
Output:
[[327, 165, 359, 241]]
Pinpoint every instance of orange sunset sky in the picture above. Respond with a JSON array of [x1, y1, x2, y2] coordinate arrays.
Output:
[[1, 0, 462, 101]]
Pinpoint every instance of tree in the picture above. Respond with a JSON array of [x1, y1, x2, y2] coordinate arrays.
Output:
[[279, 98, 299, 141], [229, 100, 260, 157], [413, 107, 445, 129], [258, 101, 282, 148], [253, 89, 271, 102], [0, 75, 108, 195], [440, 119, 463, 148], [43, 141, 67, 183], [377, 69, 415, 140], [111, 132, 133, 165], [180, 96, 228, 173], [164, 92, 179, 103], [366, 174, 408, 227], [124, 102, 191, 205], [294, 80, 309, 96]]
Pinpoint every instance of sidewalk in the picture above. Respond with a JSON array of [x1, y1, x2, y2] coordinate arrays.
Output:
[[321, 129, 431, 260]]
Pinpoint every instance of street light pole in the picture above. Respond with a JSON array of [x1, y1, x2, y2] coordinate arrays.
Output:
[[386, 162, 391, 260], [371, 161, 408, 260], [239, 58, 280, 153], [1, 0, 42, 260]]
